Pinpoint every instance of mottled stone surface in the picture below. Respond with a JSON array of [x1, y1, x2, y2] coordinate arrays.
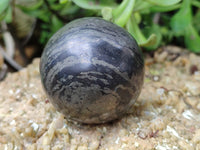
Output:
[[40, 17, 144, 124]]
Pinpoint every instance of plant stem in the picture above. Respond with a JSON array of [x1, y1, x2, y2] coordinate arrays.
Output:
[[112, 0, 129, 17], [133, 1, 151, 13], [126, 15, 146, 44], [0, 45, 23, 70], [113, 0, 135, 27], [150, 4, 181, 12]]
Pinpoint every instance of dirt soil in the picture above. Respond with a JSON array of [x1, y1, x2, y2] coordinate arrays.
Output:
[[0, 46, 200, 150]]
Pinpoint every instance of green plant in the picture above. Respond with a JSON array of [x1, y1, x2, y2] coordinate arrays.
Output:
[[72, 0, 200, 52], [1, 0, 200, 53], [0, 0, 12, 23]]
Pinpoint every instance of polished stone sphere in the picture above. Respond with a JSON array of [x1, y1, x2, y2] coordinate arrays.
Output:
[[40, 17, 144, 124]]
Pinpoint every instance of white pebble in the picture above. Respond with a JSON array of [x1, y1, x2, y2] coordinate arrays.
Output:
[[153, 76, 159, 81], [182, 110, 194, 120], [166, 125, 181, 139], [156, 144, 170, 150], [10, 120, 16, 125], [31, 122, 39, 131], [9, 89, 14, 94], [29, 83, 34, 87], [157, 88, 165, 95], [29, 120, 33, 123], [15, 89, 21, 94], [32, 94, 38, 99], [134, 142, 139, 147], [115, 137, 120, 144], [194, 71, 200, 75]]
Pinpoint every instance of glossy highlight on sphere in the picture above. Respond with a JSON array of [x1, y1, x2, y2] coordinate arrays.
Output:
[[40, 17, 144, 124]]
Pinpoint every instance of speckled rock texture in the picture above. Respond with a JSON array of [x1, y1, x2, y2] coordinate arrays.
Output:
[[0, 46, 200, 149], [40, 17, 144, 124]]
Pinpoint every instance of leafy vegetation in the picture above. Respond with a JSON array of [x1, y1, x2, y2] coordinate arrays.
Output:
[[1, 0, 200, 53]]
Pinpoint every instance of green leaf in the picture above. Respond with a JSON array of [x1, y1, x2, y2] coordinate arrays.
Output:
[[143, 24, 162, 50], [40, 30, 49, 44], [170, 0, 192, 36], [20, 9, 50, 22], [145, 0, 181, 6], [193, 10, 200, 32], [4, 6, 12, 23], [126, 15, 146, 44], [0, 0, 10, 14], [126, 15, 157, 48], [150, 4, 181, 12], [140, 34, 157, 48], [60, 4, 79, 16], [16, 0, 43, 11], [133, 1, 151, 13], [134, 12, 141, 24], [101, 7, 113, 21], [0, 7, 8, 21], [113, 0, 136, 27], [51, 3, 65, 11], [113, 0, 129, 17], [192, 0, 200, 8], [51, 15, 64, 33], [184, 24, 200, 53], [0, 0, 11, 21], [59, 0, 68, 4], [17, 1, 49, 22], [72, 0, 116, 10]]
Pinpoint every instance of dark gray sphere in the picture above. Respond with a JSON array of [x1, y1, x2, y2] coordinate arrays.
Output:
[[40, 17, 144, 124]]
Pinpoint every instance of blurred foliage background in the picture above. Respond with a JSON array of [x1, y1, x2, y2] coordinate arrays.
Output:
[[0, 0, 200, 73]]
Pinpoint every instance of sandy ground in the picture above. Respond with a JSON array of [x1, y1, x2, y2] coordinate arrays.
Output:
[[0, 46, 200, 150]]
